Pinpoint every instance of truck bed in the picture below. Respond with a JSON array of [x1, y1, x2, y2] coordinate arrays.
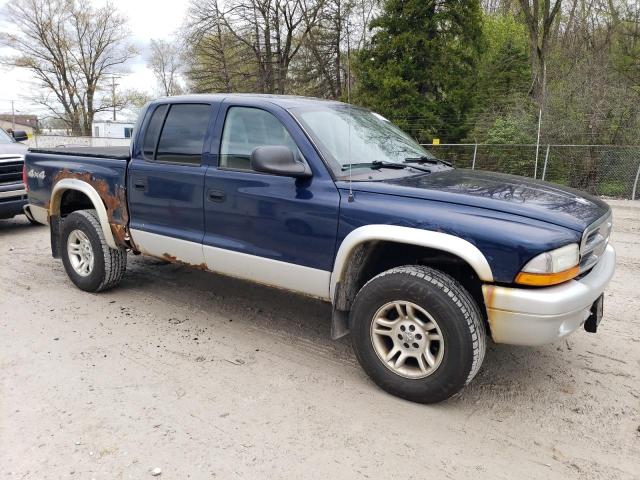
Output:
[[25, 147, 130, 247], [28, 146, 131, 160]]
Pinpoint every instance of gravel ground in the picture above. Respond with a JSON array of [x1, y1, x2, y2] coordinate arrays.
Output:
[[1, 200, 639, 480]]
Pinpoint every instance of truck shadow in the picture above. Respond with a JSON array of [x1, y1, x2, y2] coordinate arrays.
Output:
[[0, 215, 44, 235], [121, 254, 579, 407]]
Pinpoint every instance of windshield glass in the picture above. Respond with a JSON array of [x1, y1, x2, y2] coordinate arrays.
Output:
[[290, 105, 435, 176], [0, 128, 13, 144]]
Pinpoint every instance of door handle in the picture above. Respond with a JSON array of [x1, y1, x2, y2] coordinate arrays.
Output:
[[208, 189, 226, 202], [133, 179, 146, 191]]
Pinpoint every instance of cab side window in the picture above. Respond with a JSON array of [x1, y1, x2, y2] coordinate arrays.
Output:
[[156, 104, 211, 165], [142, 104, 168, 159], [142, 103, 211, 165], [219, 107, 302, 171]]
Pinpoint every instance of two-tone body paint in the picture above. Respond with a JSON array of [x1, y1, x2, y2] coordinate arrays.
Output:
[[122, 97, 341, 275], [202, 97, 341, 271], [24, 94, 608, 291], [23, 94, 618, 347]]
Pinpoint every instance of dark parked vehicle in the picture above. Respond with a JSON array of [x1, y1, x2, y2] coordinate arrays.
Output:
[[24, 95, 615, 403], [0, 127, 33, 222]]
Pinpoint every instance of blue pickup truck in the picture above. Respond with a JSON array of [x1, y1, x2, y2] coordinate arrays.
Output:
[[24, 94, 616, 403]]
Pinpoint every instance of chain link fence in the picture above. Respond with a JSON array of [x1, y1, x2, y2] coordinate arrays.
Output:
[[422, 144, 640, 200]]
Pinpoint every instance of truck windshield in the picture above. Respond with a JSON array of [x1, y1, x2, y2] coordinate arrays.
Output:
[[290, 105, 435, 176], [0, 129, 13, 144]]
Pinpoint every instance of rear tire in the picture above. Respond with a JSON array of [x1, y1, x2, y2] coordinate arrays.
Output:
[[60, 209, 127, 292], [350, 265, 486, 404]]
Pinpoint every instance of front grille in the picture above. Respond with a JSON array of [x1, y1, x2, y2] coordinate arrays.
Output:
[[0, 156, 24, 186], [580, 212, 612, 273]]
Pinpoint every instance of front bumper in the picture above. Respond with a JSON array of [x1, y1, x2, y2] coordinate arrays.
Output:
[[0, 184, 28, 219], [483, 244, 616, 346]]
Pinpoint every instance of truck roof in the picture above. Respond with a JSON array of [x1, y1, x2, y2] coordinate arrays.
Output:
[[150, 93, 346, 109]]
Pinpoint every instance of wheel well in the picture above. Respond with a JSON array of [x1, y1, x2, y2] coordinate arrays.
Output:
[[59, 190, 94, 218], [334, 241, 487, 318]]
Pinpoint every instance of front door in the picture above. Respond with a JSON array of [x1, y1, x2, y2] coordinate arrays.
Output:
[[128, 102, 217, 265], [202, 101, 340, 299]]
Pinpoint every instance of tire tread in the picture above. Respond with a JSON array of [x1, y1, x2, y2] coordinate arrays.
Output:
[[69, 209, 127, 292], [359, 265, 486, 385]]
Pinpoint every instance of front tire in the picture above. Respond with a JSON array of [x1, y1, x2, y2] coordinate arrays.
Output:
[[350, 265, 486, 404], [60, 209, 127, 292]]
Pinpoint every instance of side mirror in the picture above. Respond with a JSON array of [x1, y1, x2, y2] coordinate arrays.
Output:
[[251, 146, 311, 178], [12, 130, 28, 142]]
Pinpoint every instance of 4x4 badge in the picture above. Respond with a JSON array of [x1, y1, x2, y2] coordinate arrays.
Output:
[[27, 169, 45, 180]]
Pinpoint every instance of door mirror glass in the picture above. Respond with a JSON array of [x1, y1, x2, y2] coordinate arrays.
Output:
[[251, 146, 311, 178]]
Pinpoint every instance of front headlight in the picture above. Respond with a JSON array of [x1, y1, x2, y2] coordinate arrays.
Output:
[[515, 243, 580, 286]]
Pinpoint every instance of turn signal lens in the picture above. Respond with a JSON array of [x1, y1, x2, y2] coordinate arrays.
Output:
[[515, 265, 580, 286]]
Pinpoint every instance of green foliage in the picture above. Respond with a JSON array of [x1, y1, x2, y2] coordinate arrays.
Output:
[[465, 13, 534, 143], [611, 14, 640, 94], [485, 115, 535, 144], [598, 180, 627, 197], [352, 0, 484, 143], [476, 15, 530, 107]]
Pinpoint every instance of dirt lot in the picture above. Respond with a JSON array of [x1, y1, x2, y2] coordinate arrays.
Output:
[[1, 200, 639, 480]]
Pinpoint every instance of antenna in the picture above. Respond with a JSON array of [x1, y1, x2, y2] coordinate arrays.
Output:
[[346, 17, 354, 202]]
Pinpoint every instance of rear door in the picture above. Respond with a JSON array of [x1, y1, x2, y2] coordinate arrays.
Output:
[[128, 102, 217, 264]]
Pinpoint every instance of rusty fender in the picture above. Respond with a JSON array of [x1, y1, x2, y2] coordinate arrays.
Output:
[[50, 170, 133, 250]]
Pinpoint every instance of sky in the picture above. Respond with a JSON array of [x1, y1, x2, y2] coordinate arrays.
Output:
[[0, 0, 190, 121]]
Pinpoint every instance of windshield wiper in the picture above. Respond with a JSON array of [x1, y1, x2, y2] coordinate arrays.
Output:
[[342, 161, 432, 173], [403, 155, 452, 167], [342, 161, 405, 170]]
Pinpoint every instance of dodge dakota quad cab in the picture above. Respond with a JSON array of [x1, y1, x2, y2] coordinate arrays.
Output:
[[0, 127, 31, 221], [24, 95, 616, 403]]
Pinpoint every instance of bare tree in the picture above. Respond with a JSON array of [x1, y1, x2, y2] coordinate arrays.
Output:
[[0, 0, 136, 135], [518, 0, 564, 106], [291, 0, 378, 99], [148, 39, 185, 96], [185, 0, 256, 92], [185, 0, 325, 94]]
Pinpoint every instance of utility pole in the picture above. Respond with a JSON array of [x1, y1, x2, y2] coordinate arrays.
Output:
[[111, 77, 117, 121], [11, 100, 15, 130], [534, 63, 547, 180], [110, 77, 120, 121]]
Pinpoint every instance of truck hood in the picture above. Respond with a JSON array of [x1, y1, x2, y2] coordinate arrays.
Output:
[[345, 169, 610, 232], [0, 142, 28, 156]]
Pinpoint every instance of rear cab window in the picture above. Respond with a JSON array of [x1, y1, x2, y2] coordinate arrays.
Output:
[[142, 103, 211, 165]]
